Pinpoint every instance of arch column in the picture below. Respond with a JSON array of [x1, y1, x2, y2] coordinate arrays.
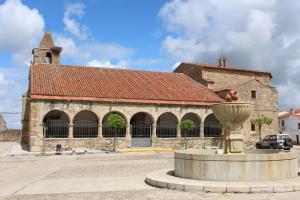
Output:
[[69, 124, 73, 139], [126, 123, 130, 138], [200, 121, 205, 138], [98, 123, 103, 138], [152, 124, 157, 138], [176, 124, 181, 138]]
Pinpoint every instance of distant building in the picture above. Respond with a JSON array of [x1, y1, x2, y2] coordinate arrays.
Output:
[[278, 109, 300, 144], [0, 115, 7, 132]]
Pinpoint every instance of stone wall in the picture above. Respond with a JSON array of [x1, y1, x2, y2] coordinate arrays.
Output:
[[201, 69, 278, 145], [202, 69, 271, 89], [32, 48, 60, 64], [25, 97, 268, 152], [26, 99, 220, 152], [0, 129, 21, 142], [0, 115, 7, 132]]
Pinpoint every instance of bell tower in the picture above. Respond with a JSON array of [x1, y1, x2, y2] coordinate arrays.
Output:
[[32, 32, 62, 64]]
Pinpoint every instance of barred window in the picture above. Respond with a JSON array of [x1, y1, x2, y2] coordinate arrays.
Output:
[[204, 113, 222, 137], [73, 111, 98, 138], [156, 113, 178, 138], [43, 110, 69, 138], [181, 113, 201, 137]]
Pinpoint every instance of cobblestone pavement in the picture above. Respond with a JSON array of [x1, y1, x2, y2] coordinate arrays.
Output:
[[0, 147, 300, 200]]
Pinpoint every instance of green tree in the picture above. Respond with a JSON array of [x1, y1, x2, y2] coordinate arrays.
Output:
[[108, 113, 126, 152], [180, 120, 195, 150], [251, 115, 272, 142]]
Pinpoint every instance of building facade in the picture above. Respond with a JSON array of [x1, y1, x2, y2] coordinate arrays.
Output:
[[22, 32, 278, 152], [174, 57, 279, 145], [279, 109, 300, 144]]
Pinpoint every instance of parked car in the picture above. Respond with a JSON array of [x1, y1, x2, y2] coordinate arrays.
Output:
[[256, 134, 293, 150]]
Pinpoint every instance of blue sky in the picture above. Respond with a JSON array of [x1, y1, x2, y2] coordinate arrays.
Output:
[[1, 0, 300, 128]]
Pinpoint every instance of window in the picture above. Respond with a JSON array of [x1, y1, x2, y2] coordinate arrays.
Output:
[[298, 123, 300, 129], [281, 120, 285, 127], [251, 90, 256, 99], [45, 52, 52, 64], [251, 123, 255, 131]]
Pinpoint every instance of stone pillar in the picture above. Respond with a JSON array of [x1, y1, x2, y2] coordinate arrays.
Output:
[[229, 129, 244, 153], [176, 124, 181, 138], [69, 124, 73, 139], [98, 124, 103, 139], [200, 121, 205, 138], [126, 124, 131, 138], [151, 124, 157, 138], [69, 124, 73, 150]]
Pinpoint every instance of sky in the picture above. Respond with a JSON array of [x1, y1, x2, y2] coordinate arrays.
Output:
[[0, 0, 300, 128]]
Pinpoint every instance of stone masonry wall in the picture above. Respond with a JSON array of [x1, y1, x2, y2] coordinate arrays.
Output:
[[202, 69, 278, 147], [27, 99, 222, 152], [32, 48, 60, 64], [26, 96, 270, 152], [202, 69, 271, 89]]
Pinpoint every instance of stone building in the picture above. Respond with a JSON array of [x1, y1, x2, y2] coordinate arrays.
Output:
[[22, 32, 278, 152], [174, 57, 278, 146]]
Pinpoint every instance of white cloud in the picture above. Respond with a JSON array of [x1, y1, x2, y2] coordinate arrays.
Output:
[[159, 0, 300, 110], [86, 59, 127, 69], [0, 0, 45, 65], [63, 2, 88, 40], [54, 34, 134, 65]]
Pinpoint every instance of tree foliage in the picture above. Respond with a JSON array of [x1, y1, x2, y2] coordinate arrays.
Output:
[[251, 115, 272, 141], [108, 113, 126, 132], [180, 120, 195, 132], [251, 115, 272, 127]]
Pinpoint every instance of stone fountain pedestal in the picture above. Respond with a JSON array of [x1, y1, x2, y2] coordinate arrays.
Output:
[[146, 100, 299, 193]]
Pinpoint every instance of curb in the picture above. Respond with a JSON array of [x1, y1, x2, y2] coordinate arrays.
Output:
[[146, 169, 300, 193]]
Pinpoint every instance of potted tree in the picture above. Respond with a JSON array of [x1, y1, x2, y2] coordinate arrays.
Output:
[[251, 115, 272, 142], [180, 119, 195, 150], [108, 113, 126, 152]]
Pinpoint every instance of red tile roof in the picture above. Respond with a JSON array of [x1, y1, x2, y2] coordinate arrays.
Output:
[[29, 64, 223, 106], [39, 32, 55, 48], [279, 109, 300, 119]]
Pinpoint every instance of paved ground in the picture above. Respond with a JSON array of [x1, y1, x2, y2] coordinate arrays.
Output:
[[0, 142, 300, 200]]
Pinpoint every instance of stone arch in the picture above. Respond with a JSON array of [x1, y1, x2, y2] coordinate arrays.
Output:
[[204, 113, 222, 137], [156, 112, 178, 138], [130, 112, 154, 139], [180, 112, 201, 137], [43, 110, 70, 138], [102, 111, 127, 137], [73, 110, 99, 138]]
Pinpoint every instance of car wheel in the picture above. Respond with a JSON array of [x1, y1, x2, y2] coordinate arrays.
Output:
[[256, 144, 261, 149]]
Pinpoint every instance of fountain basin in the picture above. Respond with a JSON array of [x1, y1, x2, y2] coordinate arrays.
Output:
[[175, 149, 298, 181]]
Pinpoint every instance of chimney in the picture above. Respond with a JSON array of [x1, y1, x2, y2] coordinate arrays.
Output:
[[218, 56, 227, 67], [290, 108, 294, 115]]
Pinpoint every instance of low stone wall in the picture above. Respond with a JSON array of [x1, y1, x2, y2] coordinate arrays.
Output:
[[42, 137, 223, 152], [0, 129, 21, 142], [44, 137, 131, 151]]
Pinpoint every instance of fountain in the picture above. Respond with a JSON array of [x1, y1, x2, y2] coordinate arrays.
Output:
[[146, 90, 299, 192], [174, 90, 298, 181]]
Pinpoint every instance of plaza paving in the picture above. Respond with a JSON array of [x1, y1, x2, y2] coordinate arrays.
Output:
[[0, 143, 300, 200]]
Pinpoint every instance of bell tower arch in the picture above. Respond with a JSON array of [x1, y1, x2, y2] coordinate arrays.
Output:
[[32, 32, 62, 64]]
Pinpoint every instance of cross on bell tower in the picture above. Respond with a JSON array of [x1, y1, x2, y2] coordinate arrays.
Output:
[[32, 32, 62, 64]]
